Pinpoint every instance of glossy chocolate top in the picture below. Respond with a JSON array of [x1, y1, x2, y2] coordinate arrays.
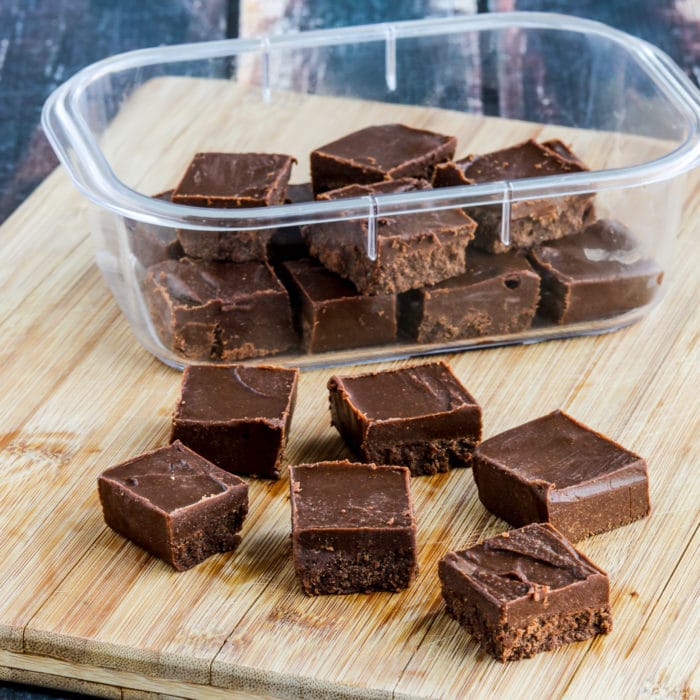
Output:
[[443, 523, 604, 603], [316, 124, 455, 172], [529, 219, 661, 281], [173, 152, 295, 206], [436, 139, 587, 185], [317, 177, 431, 200], [176, 364, 298, 423], [334, 362, 477, 421], [100, 441, 243, 513], [282, 258, 361, 301], [475, 410, 643, 490], [152, 258, 285, 307], [290, 460, 413, 529]]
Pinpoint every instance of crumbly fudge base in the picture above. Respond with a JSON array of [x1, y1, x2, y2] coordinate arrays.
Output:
[[399, 296, 537, 343], [295, 547, 418, 595], [362, 437, 477, 476], [177, 229, 274, 262], [443, 592, 612, 662], [170, 506, 247, 571], [469, 195, 594, 254]]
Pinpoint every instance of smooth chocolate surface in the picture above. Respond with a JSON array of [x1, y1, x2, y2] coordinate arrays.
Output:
[[310, 123, 456, 194], [281, 258, 397, 353], [433, 139, 594, 253], [171, 364, 298, 479], [316, 177, 431, 200], [144, 258, 297, 361], [98, 441, 248, 571], [173, 152, 295, 208], [399, 250, 540, 342], [528, 218, 664, 324], [439, 523, 612, 661], [472, 410, 650, 541], [304, 179, 476, 295], [328, 361, 482, 475], [289, 460, 417, 595]]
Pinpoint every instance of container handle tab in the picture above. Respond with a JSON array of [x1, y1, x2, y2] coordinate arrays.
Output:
[[385, 25, 397, 93], [366, 194, 379, 261], [499, 181, 512, 248]]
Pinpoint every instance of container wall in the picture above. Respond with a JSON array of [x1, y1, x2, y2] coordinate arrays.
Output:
[[67, 20, 692, 368]]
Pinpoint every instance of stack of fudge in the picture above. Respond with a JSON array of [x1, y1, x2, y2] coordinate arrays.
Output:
[[138, 124, 662, 362], [98, 358, 651, 663]]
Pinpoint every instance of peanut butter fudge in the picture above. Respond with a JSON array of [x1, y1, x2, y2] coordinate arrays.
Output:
[[304, 179, 476, 295], [472, 410, 650, 541], [98, 441, 248, 571], [144, 258, 297, 361], [173, 152, 296, 261], [328, 361, 482, 475], [281, 258, 397, 353], [439, 523, 612, 661], [528, 219, 664, 324], [310, 123, 455, 194], [433, 139, 594, 253], [289, 460, 417, 595], [398, 250, 540, 343], [171, 364, 299, 479]]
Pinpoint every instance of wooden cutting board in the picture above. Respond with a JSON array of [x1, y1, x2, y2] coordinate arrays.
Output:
[[0, 78, 698, 699]]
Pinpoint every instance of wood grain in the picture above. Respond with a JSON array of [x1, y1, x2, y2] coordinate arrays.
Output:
[[0, 78, 698, 699]]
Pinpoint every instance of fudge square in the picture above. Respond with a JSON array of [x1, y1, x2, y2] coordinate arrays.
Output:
[[310, 123, 456, 194], [171, 364, 299, 479], [144, 258, 297, 361], [328, 361, 482, 476], [172, 152, 296, 261], [398, 249, 541, 343], [528, 218, 664, 324], [439, 523, 612, 662], [432, 139, 594, 253], [289, 460, 418, 595], [281, 258, 397, 353], [472, 410, 650, 541], [304, 179, 476, 295], [98, 441, 248, 571]]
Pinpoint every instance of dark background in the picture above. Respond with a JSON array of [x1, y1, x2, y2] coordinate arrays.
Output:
[[0, 0, 698, 698]]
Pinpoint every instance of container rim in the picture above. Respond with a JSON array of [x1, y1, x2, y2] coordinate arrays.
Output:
[[41, 11, 700, 230]]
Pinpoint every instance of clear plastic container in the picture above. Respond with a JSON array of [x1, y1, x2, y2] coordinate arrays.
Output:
[[42, 12, 700, 369]]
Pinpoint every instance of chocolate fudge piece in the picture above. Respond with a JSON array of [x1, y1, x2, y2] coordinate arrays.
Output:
[[398, 250, 540, 343], [289, 460, 417, 595], [304, 180, 476, 295], [131, 190, 184, 268], [432, 139, 594, 253], [98, 441, 248, 571], [328, 361, 482, 475], [171, 364, 298, 479], [439, 523, 612, 662], [473, 410, 650, 541], [528, 219, 664, 324], [144, 258, 297, 361], [310, 123, 456, 194], [173, 152, 296, 261], [281, 258, 397, 353]]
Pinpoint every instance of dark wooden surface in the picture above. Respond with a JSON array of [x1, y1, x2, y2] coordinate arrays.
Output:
[[0, 1, 698, 699]]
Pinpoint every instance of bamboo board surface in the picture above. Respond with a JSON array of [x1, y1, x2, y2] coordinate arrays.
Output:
[[0, 78, 698, 699]]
